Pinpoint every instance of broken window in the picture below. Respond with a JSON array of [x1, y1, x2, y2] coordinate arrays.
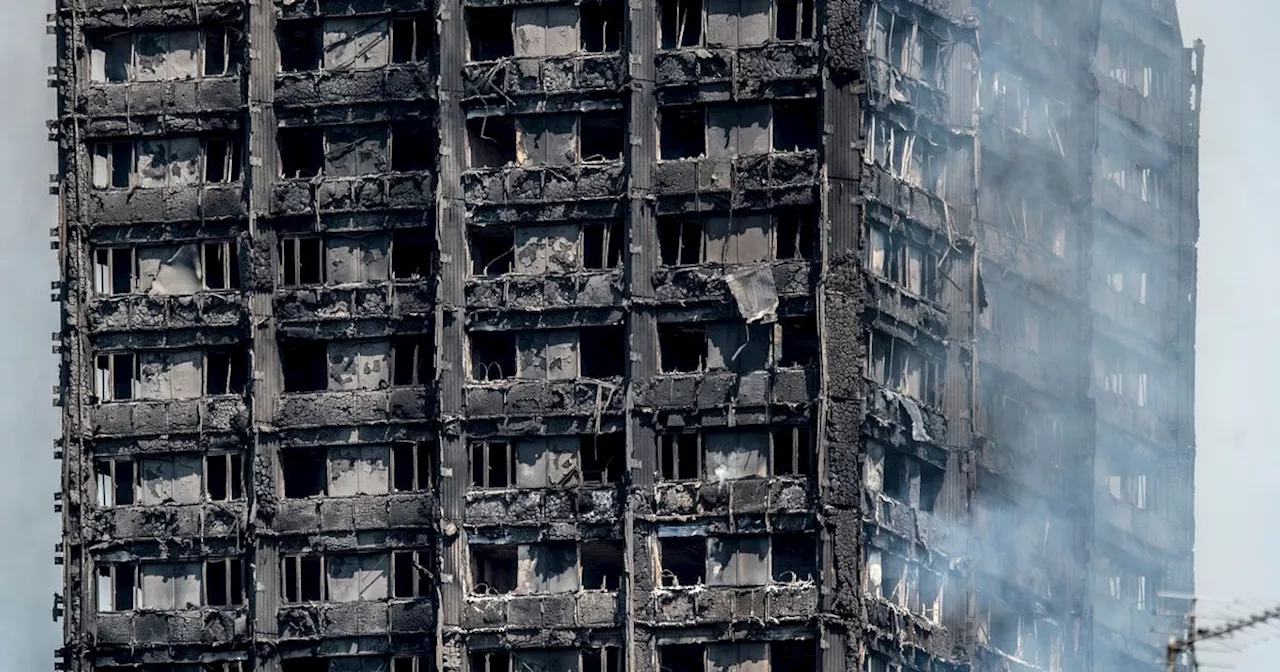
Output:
[[205, 349, 249, 395], [515, 437, 581, 488], [202, 241, 241, 290], [981, 69, 1069, 154], [658, 217, 703, 266], [280, 236, 324, 285], [470, 545, 518, 595], [580, 111, 626, 161], [205, 558, 245, 607], [658, 323, 707, 372], [138, 454, 203, 505], [94, 352, 137, 402], [204, 136, 243, 183], [779, 314, 819, 367], [279, 21, 322, 72], [703, 214, 771, 263], [660, 106, 706, 159], [391, 16, 431, 63], [771, 642, 817, 671], [467, 116, 517, 168], [658, 644, 703, 672], [278, 127, 325, 178], [659, 537, 705, 587], [280, 340, 329, 392], [392, 230, 434, 279], [392, 337, 434, 386], [771, 425, 812, 476], [470, 440, 516, 488], [707, 536, 769, 586], [391, 121, 434, 171], [580, 541, 624, 590], [281, 448, 328, 498], [1101, 33, 1170, 99], [282, 554, 325, 602], [582, 221, 624, 269], [392, 659, 434, 672], [325, 341, 392, 391], [918, 567, 942, 622], [659, 434, 701, 480], [580, 434, 625, 484], [93, 247, 136, 295], [324, 125, 391, 176], [327, 445, 391, 497], [513, 224, 581, 273], [467, 8, 515, 60], [323, 17, 392, 70], [659, 0, 704, 48], [867, 441, 943, 512], [392, 441, 435, 492], [469, 331, 517, 380], [866, 330, 940, 404], [776, 207, 817, 260], [581, 0, 624, 52], [772, 534, 817, 582], [864, 5, 941, 83], [773, 101, 821, 151], [1105, 472, 1149, 510], [862, 113, 946, 190], [469, 226, 515, 276], [205, 453, 245, 502], [469, 652, 512, 672], [95, 458, 137, 507], [582, 648, 623, 672], [91, 141, 134, 188], [703, 431, 769, 482], [580, 325, 626, 378], [774, 0, 815, 40], [393, 550, 432, 598], [97, 563, 138, 611], [90, 28, 243, 83]]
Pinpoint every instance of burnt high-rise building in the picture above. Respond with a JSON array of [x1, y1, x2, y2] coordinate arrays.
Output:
[[51, 0, 1200, 670]]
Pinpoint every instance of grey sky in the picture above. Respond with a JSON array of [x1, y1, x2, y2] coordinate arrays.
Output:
[[0, 0, 1267, 669]]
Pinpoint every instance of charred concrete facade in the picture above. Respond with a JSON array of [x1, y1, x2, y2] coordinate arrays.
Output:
[[51, 0, 1198, 671]]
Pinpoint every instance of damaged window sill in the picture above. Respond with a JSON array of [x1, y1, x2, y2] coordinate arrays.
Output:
[[463, 54, 624, 98]]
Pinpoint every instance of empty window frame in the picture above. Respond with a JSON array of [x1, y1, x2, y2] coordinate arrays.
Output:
[[392, 441, 435, 492], [657, 321, 770, 373], [280, 124, 422, 177], [658, 537, 705, 587], [281, 233, 396, 286], [282, 555, 326, 602], [659, 106, 706, 159], [89, 27, 244, 83], [96, 563, 138, 611], [466, 8, 515, 61], [774, 0, 815, 40], [392, 230, 434, 279], [470, 222, 623, 276], [659, 0, 704, 48], [779, 314, 819, 367], [580, 434, 625, 484], [205, 350, 250, 395], [470, 440, 516, 488], [1105, 472, 1149, 510], [581, 1, 624, 52], [94, 353, 138, 402], [469, 545, 518, 595], [278, 127, 325, 178], [864, 5, 942, 84], [279, 236, 325, 285], [393, 550, 433, 598], [659, 434, 702, 480], [580, 541, 625, 590], [661, 429, 810, 482], [583, 221, 625, 269], [205, 558, 245, 606], [391, 16, 432, 63], [1101, 34, 1170, 99], [981, 69, 1069, 154], [512, 112, 626, 167], [280, 445, 391, 498], [866, 225, 938, 298], [469, 330, 517, 380], [863, 441, 943, 512], [92, 247, 137, 295], [866, 547, 943, 617], [658, 208, 816, 266], [284, 553, 389, 603], [771, 425, 813, 476], [95, 458, 137, 506], [280, 340, 329, 392], [391, 121, 435, 171], [862, 113, 945, 189], [92, 137, 243, 189], [466, 115, 517, 168], [205, 453, 245, 501], [866, 331, 940, 405], [391, 337, 434, 386]]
